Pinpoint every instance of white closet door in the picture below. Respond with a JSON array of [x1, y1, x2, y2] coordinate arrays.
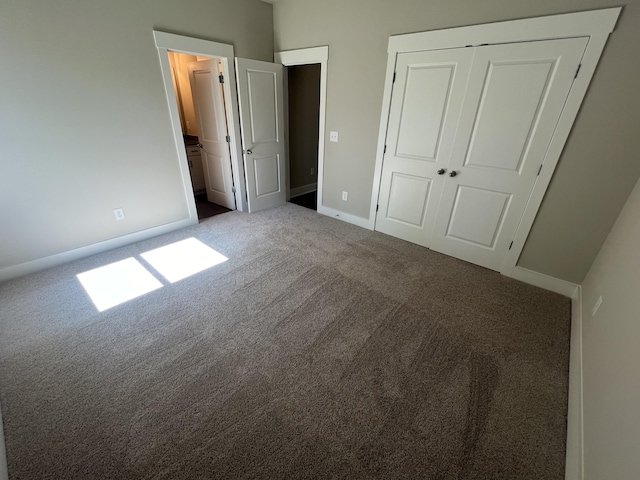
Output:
[[430, 37, 587, 270], [235, 58, 286, 212], [375, 48, 475, 247]]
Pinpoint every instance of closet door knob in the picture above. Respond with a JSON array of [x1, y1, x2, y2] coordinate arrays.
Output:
[[196, 143, 203, 148], [437, 168, 446, 175], [449, 170, 458, 177]]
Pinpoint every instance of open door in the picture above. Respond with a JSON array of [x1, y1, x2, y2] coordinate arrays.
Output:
[[235, 58, 286, 212], [188, 59, 236, 210]]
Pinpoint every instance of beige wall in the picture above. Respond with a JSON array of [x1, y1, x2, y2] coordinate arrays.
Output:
[[288, 64, 320, 190], [272, 0, 640, 283], [168, 52, 199, 136], [580, 176, 640, 478], [0, 0, 273, 271]]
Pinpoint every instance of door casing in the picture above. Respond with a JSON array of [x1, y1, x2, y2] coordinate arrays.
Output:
[[275, 46, 328, 209], [369, 8, 620, 277], [153, 31, 248, 216]]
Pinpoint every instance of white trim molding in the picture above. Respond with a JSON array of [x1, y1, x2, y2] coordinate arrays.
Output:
[[507, 266, 584, 479], [369, 8, 621, 276], [290, 183, 317, 198], [275, 46, 328, 210], [509, 266, 579, 298], [153, 31, 248, 213], [565, 286, 585, 480], [0, 218, 195, 283], [0, 402, 7, 480], [318, 205, 372, 230]]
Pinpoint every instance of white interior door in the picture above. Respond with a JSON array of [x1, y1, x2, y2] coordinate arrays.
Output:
[[188, 59, 236, 210], [429, 37, 587, 270], [235, 58, 286, 212], [376, 37, 587, 271], [375, 48, 475, 247]]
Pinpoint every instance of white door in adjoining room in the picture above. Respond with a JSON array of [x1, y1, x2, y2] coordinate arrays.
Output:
[[188, 59, 236, 210]]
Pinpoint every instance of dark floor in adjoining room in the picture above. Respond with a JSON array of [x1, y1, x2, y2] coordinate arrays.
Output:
[[289, 191, 317, 211], [195, 193, 231, 220]]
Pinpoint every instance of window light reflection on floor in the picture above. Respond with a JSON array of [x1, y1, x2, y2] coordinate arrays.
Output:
[[141, 237, 228, 283], [77, 258, 163, 312]]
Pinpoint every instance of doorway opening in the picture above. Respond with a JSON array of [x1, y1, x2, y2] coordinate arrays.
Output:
[[275, 46, 328, 215], [153, 31, 249, 222], [286, 64, 321, 211], [167, 51, 235, 221]]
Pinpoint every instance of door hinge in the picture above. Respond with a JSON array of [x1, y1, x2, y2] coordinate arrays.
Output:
[[383, 145, 387, 154], [226, 135, 231, 143], [392, 72, 396, 83], [537, 164, 543, 176], [232, 186, 236, 193], [509, 241, 514, 250], [219, 74, 224, 83], [376, 204, 379, 212], [574, 64, 582, 79]]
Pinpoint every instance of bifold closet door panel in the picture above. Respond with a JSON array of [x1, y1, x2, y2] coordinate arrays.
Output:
[[429, 37, 587, 270], [375, 48, 475, 247]]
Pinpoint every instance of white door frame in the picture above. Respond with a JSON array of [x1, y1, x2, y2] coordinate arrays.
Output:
[[153, 31, 247, 214], [274, 46, 328, 209], [370, 8, 620, 277]]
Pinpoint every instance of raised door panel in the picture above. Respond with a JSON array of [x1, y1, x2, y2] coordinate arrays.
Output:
[[395, 65, 454, 161], [375, 48, 475, 247], [430, 37, 587, 270], [254, 155, 281, 197], [386, 173, 432, 227], [464, 60, 555, 173], [193, 71, 224, 143], [205, 153, 228, 194], [445, 186, 512, 248], [246, 70, 279, 145]]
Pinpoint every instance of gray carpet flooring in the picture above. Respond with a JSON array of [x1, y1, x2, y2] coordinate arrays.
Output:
[[0, 204, 571, 479]]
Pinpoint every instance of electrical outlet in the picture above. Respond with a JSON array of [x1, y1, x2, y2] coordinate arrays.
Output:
[[311, 167, 315, 175], [186, 120, 191, 130], [330, 131, 339, 142], [113, 208, 125, 221], [342, 191, 348, 201], [592, 296, 603, 317]]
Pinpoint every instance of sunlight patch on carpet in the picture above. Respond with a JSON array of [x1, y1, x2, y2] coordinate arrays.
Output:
[[141, 237, 228, 283], [77, 258, 163, 312]]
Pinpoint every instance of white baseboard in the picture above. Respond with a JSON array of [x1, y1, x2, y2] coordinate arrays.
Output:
[[317, 205, 374, 230], [0, 218, 197, 283], [509, 266, 578, 298], [0, 403, 7, 480], [508, 268, 583, 479], [565, 286, 584, 480], [290, 183, 317, 198]]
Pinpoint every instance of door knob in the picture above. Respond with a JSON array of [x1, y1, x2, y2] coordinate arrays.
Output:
[[449, 170, 458, 177], [437, 168, 446, 175], [196, 143, 203, 148], [246, 149, 253, 155]]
